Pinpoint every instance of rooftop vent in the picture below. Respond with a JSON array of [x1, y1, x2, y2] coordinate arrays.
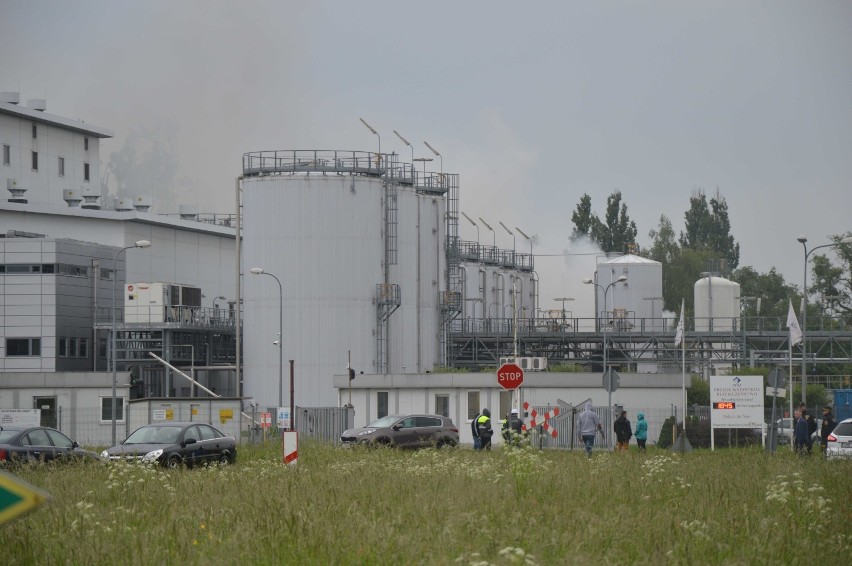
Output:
[[27, 99, 47, 112], [62, 189, 82, 208], [7, 178, 27, 204], [133, 195, 152, 213], [80, 185, 101, 210], [115, 197, 134, 212], [0, 92, 20, 105], [179, 204, 198, 220]]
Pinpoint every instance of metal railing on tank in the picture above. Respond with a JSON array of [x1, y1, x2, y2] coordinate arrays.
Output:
[[242, 150, 386, 177]]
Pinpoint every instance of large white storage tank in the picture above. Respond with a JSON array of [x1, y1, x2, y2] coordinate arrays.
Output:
[[241, 153, 447, 408], [594, 254, 663, 332], [694, 275, 740, 331], [458, 261, 535, 331]]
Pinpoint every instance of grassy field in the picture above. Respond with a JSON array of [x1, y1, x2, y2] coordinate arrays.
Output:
[[2, 442, 850, 565]]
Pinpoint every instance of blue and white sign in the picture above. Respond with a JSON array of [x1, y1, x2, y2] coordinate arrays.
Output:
[[277, 407, 291, 429]]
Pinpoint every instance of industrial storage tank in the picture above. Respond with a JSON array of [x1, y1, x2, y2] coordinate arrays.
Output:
[[458, 259, 535, 331], [694, 275, 740, 331], [241, 150, 453, 408], [593, 254, 663, 332]]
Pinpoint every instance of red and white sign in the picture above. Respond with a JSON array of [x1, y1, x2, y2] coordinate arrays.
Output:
[[497, 362, 524, 390], [260, 412, 272, 428], [521, 402, 560, 438]]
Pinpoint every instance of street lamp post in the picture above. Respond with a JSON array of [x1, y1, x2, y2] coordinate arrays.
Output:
[[393, 130, 414, 167], [499, 221, 515, 263], [478, 217, 496, 247], [111, 239, 151, 446], [250, 267, 284, 409], [423, 141, 443, 187], [796, 235, 852, 403], [584, 275, 627, 450], [461, 212, 479, 246], [359, 117, 381, 171]]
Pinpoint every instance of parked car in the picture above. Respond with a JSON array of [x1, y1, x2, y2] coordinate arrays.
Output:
[[824, 418, 852, 459], [341, 414, 459, 448], [0, 425, 100, 464], [101, 422, 237, 468], [765, 418, 793, 445]]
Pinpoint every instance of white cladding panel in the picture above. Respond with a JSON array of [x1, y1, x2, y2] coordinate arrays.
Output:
[[595, 255, 663, 332], [241, 175, 447, 407], [694, 276, 740, 331]]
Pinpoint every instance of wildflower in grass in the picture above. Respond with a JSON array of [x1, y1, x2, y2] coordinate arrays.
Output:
[[679, 520, 710, 540]]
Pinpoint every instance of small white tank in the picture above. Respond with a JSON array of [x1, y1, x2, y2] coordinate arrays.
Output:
[[694, 276, 740, 331], [115, 197, 134, 211]]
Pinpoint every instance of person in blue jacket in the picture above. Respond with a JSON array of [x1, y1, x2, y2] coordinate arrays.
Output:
[[794, 410, 810, 456], [634, 412, 648, 452]]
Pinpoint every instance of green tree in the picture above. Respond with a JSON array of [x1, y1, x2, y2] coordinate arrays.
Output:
[[730, 266, 797, 319], [679, 188, 740, 270], [570, 194, 597, 240], [808, 232, 852, 324], [687, 374, 709, 405], [647, 214, 679, 265], [589, 190, 637, 253]]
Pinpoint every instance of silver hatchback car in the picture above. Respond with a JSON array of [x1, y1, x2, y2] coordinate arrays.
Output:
[[341, 414, 459, 448], [825, 418, 852, 459]]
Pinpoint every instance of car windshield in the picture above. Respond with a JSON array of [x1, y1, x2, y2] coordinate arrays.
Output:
[[366, 416, 401, 428], [124, 426, 182, 444], [0, 430, 19, 443]]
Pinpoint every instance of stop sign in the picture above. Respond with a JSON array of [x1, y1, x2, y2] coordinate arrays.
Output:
[[497, 362, 524, 390]]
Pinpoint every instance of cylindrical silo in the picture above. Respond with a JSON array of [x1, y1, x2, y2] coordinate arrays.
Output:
[[241, 151, 448, 408], [596, 254, 663, 332], [694, 275, 740, 331]]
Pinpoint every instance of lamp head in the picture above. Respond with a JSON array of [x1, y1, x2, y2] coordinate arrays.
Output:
[[797, 235, 807, 244], [216, 295, 227, 300], [250, 267, 264, 275], [423, 141, 440, 157], [617, 275, 628, 282], [359, 117, 377, 135], [582, 278, 593, 285], [134, 240, 151, 249]]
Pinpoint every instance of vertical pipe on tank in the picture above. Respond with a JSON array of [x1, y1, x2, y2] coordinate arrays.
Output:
[[417, 193, 421, 373]]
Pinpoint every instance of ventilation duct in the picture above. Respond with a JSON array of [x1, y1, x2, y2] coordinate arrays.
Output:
[[0, 92, 20, 105], [133, 195, 152, 212], [179, 204, 198, 220], [62, 189, 82, 207], [7, 178, 27, 203], [81, 185, 101, 210], [115, 197, 133, 211], [28, 99, 47, 112]]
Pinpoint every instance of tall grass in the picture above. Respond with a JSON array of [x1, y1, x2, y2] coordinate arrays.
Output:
[[2, 443, 850, 565]]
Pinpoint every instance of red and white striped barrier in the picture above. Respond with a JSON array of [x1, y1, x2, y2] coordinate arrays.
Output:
[[522, 402, 560, 438]]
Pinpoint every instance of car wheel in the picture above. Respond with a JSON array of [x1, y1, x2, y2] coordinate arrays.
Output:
[[375, 438, 391, 448], [218, 452, 231, 465], [166, 455, 182, 469]]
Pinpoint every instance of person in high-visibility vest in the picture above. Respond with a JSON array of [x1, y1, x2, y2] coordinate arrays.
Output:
[[501, 408, 524, 446], [475, 408, 493, 451]]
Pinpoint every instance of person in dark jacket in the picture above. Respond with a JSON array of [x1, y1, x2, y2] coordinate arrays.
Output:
[[501, 408, 524, 444], [820, 406, 836, 457], [614, 410, 632, 451], [471, 411, 482, 450], [475, 408, 493, 451], [794, 410, 810, 456]]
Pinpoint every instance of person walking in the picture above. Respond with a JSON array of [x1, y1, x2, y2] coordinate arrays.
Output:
[[471, 411, 482, 450], [614, 410, 632, 451], [634, 412, 648, 452], [475, 408, 493, 451], [502, 408, 524, 446], [820, 406, 836, 458], [577, 402, 603, 458]]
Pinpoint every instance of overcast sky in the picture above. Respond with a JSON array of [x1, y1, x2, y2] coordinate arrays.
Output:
[[2, 1, 850, 315]]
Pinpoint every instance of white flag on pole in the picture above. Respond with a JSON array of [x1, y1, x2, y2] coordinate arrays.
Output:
[[674, 300, 685, 347], [787, 299, 802, 346]]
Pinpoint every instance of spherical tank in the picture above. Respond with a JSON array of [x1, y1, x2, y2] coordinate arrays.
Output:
[[242, 171, 446, 408], [694, 276, 740, 331]]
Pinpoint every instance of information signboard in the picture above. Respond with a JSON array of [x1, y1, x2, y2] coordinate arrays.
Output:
[[710, 375, 764, 429]]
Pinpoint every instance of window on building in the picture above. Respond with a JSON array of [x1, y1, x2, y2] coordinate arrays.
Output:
[[32, 123, 37, 139], [499, 391, 513, 420], [41, 264, 55, 274], [32, 151, 38, 171], [435, 395, 450, 418], [101, 397, 124, 422], [58, 156, 65, 177], [2, 144, 9, 165], [84, 137, 89, 151], [5, 338, 41, 356], [377, 391, 389, 419], [98, 338, 108, 359], [69, 338, 78, 358], [84, 162, 90, 182], [58, 337, 67, 357], [78, 338, 88, 358], [100, 268, 114, 280], [467, 391, 480, 420]]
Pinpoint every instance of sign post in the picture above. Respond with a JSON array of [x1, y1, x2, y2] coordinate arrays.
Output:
[[0, 471, 49, 525], [497, 362, 524, 391], [710, 375, 765, 450]]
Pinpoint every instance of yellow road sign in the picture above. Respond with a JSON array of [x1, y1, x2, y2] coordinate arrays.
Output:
[[0, 471, 49, 524]]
